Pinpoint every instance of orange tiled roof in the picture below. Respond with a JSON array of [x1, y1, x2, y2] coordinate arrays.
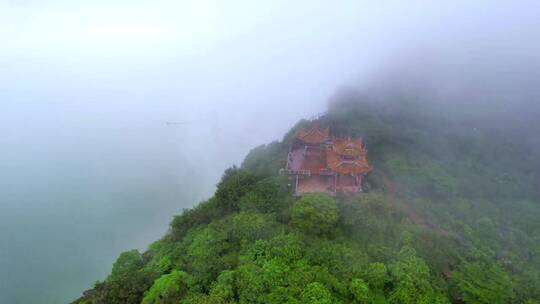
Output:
[[333, 137, 366, 157], [326, 149, 371, 175], [297, 127, 330, 145]]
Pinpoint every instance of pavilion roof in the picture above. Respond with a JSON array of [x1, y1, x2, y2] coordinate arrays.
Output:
[[327, 149, 371, 175], [296, 127, 330, 145], [333, 137, 366, 157]]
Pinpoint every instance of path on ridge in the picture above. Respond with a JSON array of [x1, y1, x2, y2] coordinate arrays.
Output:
[[374, 168, 451, 236]]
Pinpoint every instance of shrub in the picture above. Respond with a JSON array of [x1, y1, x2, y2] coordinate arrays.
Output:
[[301, 282, 334, 304], [350, 278, 370, 303], [142, 270, 191, 304], [215, 167, 258, 212], [104, 250, 158, 304], [239, 177, 290, 214], [362, 262, 390, 292], [291, 193, 339, 236], [452, 261, 514, 304]]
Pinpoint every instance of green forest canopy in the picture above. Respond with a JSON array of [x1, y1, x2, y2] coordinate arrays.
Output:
[[75, 96, 540, 304]]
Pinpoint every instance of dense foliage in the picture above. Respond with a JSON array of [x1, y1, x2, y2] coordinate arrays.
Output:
[[74, 96, 540, 304]]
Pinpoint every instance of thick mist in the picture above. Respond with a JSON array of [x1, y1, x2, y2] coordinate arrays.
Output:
[[1, 1, 539, 303]]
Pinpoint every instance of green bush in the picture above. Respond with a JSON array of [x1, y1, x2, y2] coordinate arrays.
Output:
[[362, 262, 390, 292], [452, 261, 514, 304], [301, 282, 334, 304], [389, 246, 450, 304], [103, 250, 158, 304], [291, 193, 338, 236], [239, 177, 290, 214], [350, 278, 370, 303], [241, 142, 286, 177], [215, 167, 259, 212], [142, 270, 191, 304]]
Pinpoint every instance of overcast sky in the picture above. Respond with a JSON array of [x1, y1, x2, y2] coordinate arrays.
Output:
[[2, 1, 538, 131]]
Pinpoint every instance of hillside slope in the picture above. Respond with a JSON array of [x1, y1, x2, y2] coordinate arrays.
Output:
[[74, 95, 540, 304]]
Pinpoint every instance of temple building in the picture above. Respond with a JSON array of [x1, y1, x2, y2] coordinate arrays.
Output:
[[281, 123, 372, 195]]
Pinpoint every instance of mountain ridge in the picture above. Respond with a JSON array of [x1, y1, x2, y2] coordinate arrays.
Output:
[[74, 94, 540, 304]]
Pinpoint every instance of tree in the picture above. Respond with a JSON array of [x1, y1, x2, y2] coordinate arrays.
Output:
[[142, 270, 191, 304], [109, 250, 144, 280], [104, 250, 158, 304], [236, 264, 267, 304], [350, 278, 370, 303], [215, 167, 258, 212], [228, 212, 282, 243], [301, 282, 334, 304], [187, 225, 232, 286], [389, 246, 449, 304], [239, 177, 290, 214], [207, 270, 236, 303], [475, 217, 500, 252], [362, 262, 390, 292], [339, 193, 401, 243], [453, 261, 514, 304], [291, 193, 338, 236], [169, 198, 222, 240], [241, 142, 286, 177]]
